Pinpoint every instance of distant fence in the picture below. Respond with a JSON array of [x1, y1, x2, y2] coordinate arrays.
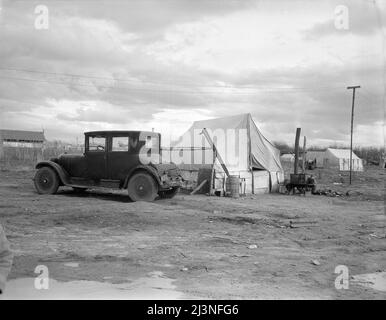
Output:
[[0, 146, 83, 169]]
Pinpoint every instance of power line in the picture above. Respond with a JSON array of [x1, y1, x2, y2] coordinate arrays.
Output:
[[0, 67, 143, 85], [0, 97, 50, 108], [359, 87, 383, 103], [0, 74, 346, 95], [0, 67, 347, 91], [0, 75, 210, 94]]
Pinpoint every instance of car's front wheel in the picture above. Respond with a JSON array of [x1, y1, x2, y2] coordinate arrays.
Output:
[[127, 172, 158, 202], [34, 167, 60, 194]]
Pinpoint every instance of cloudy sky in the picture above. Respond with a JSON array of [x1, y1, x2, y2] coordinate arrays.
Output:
[[0, 0, 384, 147]]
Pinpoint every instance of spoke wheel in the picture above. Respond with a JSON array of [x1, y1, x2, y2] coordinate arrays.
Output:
[[34, 167, 60, 194], [127, 172, 158, 202]]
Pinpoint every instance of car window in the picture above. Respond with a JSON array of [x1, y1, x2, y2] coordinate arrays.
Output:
[[112, 137, 129, 152], [129, 136, 139, 151], [88, 136, 106, 152], [145, 135, 156, 148]]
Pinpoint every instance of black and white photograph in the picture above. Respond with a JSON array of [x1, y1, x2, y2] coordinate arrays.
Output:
[[0, 0, 385, 305]]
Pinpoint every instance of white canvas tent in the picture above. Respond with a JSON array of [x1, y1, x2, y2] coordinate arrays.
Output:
[[280, 153, 295, 163], [305, 148, 363, 171], [164, 114, 284, 194], [324, 148, 363, 171]]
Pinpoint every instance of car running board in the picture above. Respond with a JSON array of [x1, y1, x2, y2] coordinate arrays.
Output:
[[67, 178, 121, 189]]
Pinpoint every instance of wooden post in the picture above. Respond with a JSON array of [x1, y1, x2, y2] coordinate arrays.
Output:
[[190, 179, 208, 195], [0, 136, 3, 164], [209, 166, 215, 195], [347, 85, 360, 184], [0, 133, 3, 158], [201, 128, 230, 177], [302, 136, 307, 172], [247, 115, 254, 194], [210, 145, 216, 195], [294, 128, 301, 174]]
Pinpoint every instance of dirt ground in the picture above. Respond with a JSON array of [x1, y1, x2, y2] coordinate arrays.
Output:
[[0, 166, 385, 299]]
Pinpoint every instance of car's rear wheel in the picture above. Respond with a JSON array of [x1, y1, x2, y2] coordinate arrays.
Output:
[[159, 187, 180, 199], [34, 167, 60, 194], [127, 172, 158, 202]]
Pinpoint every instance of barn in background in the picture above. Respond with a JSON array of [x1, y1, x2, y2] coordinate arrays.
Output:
[[0, 129, 45, 167]]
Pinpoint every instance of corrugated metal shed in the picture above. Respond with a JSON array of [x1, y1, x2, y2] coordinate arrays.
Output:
[[0, 129, 45, 142]]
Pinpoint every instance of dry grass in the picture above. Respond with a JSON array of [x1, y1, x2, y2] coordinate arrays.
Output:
[[0, 146, 82, 170]]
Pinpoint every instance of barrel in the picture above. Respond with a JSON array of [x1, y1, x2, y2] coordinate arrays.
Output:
[[226, 175, 240, 198]]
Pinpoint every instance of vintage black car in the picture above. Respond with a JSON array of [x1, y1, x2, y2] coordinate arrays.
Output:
[[34, 131, 182, 201]]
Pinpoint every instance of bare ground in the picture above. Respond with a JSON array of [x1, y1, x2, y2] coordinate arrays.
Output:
[[0, 167, 385, 299]]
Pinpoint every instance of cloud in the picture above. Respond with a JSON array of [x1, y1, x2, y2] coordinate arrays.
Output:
[[0, 0, 383, 147], [304, 0, 385, 39]]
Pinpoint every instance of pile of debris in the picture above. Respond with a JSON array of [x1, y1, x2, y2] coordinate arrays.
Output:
[[312, 189, 345, 197]]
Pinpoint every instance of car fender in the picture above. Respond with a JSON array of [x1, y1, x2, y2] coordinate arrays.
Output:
[[35, 161, 71, 185], [123, 165, 162, 188]]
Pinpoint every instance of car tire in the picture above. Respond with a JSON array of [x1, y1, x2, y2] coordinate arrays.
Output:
[[127, 172, 158, 202], [34, 167, 60, 194], [159, 187, 180, 199]]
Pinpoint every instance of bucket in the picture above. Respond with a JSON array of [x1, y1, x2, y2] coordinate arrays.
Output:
[[226, 175, 240, 198]]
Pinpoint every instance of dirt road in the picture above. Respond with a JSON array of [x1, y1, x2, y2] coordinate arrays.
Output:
[[0, 169, 385, 299]]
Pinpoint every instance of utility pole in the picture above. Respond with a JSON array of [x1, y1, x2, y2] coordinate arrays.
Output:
[[347, 85, 360, 184], [294, 128, 301, 174]]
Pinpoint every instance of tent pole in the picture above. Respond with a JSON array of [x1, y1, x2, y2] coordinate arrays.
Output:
[[201, 128, 229, 177], [247, 115, 254, 194], [210, 145, 216, 195]]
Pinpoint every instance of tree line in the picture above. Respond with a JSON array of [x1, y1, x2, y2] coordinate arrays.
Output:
[[273, 142, 385, 165]]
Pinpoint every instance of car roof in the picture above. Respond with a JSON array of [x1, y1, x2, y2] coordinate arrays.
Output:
[[85, 130, 159, 136]]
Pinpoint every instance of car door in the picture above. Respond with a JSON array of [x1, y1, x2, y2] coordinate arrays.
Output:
[[107, 134, 133, 181], [85, 134, 107, 180]]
